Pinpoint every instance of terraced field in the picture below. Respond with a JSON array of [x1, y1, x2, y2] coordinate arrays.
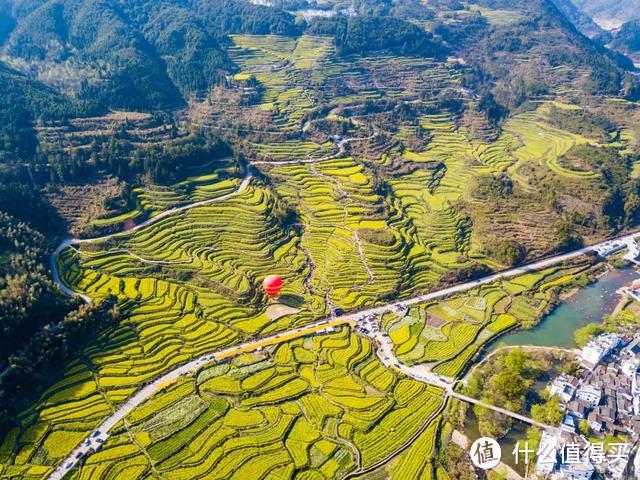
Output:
[[64, 182, 321, 327], [14, 329, 444, 480], [266, 157, 413, 310], [3, 24, 638, 480], [505, 110, 598, 184], [384, 113, 485, 267], [133, 168, 243, 216], [383, 260, 593, 377], [229, 35, 333, 135]]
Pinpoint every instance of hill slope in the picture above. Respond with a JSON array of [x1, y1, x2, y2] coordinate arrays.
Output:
[[571, 0, 639, 30], [0, 0, 299, 110]]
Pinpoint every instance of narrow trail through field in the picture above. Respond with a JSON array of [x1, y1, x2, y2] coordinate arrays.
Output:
[[361, 323, 560, 430], [46, 147, 640, 479], [50, 128, 379, 303], [48, 231, 640, 479], [49, 168, 253, 302], [251, 128, 379, 166], [341, 397, 448, 480], [308, 161, 375, 289]]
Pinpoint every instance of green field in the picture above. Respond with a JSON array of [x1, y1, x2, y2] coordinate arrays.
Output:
[[1, 21, 638, 480], [18, 329, 444, 480], [383, 260, 592, 377]]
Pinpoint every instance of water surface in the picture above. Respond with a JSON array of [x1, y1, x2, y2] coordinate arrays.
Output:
[[490, 267, 638, 350]]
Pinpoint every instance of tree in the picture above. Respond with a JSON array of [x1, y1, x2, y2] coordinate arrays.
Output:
[[574, 322, 605, 347], [559, 361, 580, 377], [501, 348, 528, 374], [624, 190, 640, 227], [603, 188, 625, 227], [556, 221, 583, 252], [491, 371, 528, 409], [579, 419, 591, 435], [478, 92, 507, 126], [531, 396, 564, 425], [492, 240, 527, 266], [623, 73, 640, 101]]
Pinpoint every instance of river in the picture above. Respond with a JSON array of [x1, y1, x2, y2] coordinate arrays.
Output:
[[464, 266, 639, 476], [489, 266, 639, 350]]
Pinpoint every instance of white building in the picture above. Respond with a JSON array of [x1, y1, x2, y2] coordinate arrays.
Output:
[[621, 357, 639, 377], [623, 237, 640, 264], [554, 461, 595, 480], [536, 431, 559, 476], [580, 334, 624, 368], [593, 240, 625, 257], [633, 371, 640, 416], [608, 457, 630, 479], [575, 384, 602, 406], [549, 375, 577, 403]]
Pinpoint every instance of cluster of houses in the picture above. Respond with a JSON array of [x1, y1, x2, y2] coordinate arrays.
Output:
[[535, 334, 640, 479]]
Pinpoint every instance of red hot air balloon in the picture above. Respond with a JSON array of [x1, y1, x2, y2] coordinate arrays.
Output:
[[263, 275, 283, 298]]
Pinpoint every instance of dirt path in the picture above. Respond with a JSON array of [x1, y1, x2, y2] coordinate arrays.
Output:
[[46, 151, 640, 479]]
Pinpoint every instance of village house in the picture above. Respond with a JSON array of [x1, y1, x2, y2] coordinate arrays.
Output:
[[548, 374, 578, 403], [575, 384, 602, 406], [539, 334, 640, 479], [579, 334, 624, 369], [554, 461, 595, 480]]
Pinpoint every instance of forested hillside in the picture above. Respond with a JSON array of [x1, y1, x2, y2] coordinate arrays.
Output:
[[551, 0, 606, 39], [0, 0, 640, 478], [0, 0, 633, 115], [0, 0, 299, 110], [0, 184, 120, 429]]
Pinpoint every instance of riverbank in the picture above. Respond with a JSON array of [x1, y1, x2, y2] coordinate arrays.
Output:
[[488, 266, 639, 350], [455, 265, 640, 479]]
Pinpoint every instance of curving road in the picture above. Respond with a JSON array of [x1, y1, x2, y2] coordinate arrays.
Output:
[[48, 317, 353, 480], [49, 129, 379, 302], [49, 168, 253, 304], [47, 230, 640, 478], [356, 317, 560, 432], [46, 153, 640, 478], [251, 129, 379, 166]]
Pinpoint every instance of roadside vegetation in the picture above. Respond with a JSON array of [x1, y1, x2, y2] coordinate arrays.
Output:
[[1, 0, 640, 478], [383, 259, 600, 377], [463, 349, 566, 438]]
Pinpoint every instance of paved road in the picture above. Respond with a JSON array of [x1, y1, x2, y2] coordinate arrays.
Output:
[[448, 390, 558, 432], [345, 230, 640, 318], [49, 169, 253, 304], [50, 306, 562, 479], [68, 168, 252, 246], [251, 130, 378, 166], [48, 226, 640, 478], [356, 317, 560, 433], [49, 131, 372, 301], [47, 317, 352, 480], [46, 159, 640, 478]]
